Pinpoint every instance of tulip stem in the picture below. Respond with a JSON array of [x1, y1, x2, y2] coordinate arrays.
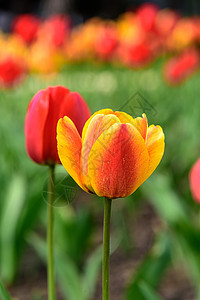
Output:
[[103, 197, 112, 300], [47, 165, 56, 300]]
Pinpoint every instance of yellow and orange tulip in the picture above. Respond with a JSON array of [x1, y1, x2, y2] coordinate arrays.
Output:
[[57, 109, 165, 199]]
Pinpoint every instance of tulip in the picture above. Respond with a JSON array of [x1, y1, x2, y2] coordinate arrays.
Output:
[[189, 158, 200, 203], [57, 109, 164, 300], [12, 14, 41, 44], [57, 109, 165, 199], [37, 14, 71, 48], [119, 40, 154, 68], [25, 86, 90, 300], [57, 109, 164, 299], [0, 56, 26, 88], [164, 48, 199, 84], [94, 25, 118, 61], [25, 85, 91, 166], [136, 3, 159, 32]]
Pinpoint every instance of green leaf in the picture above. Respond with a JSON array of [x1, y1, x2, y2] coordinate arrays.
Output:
[[55, 207, 93, 265], [142, 173, 200, 287], [141, 174, 186, 224], [126, 233, 171, 299], [28, 233, 85, 300], [56, 252, 85, 300], [82, 245, 102, 299], [126, 280, 163, 300], [139, 281, 163, 300], [82, 230, 121, 300], [0, 174, 26, 283], [0, 279, 12, 300]]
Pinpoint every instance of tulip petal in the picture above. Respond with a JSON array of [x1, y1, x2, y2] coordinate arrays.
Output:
[[88, 123, 149, 198], [82, 108, 114, 141], [57, 116, 89, 192], [25, 89, 49, 164], [60, 91, 91, 136], [189, 159, 200, 203], [43, 86, 70, 164], [81, 113, 121, 190], [145, 124, 165, 179], [114, 111, 135, 124], [43, 87, 90, 164], [114, 112, 148, 140], [131, 113, 148, 140]]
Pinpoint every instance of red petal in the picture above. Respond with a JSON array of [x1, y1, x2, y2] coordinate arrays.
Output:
[[25, 89, 49, 164]]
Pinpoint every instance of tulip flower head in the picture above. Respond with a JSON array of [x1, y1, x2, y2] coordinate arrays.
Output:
[[57, 109, 165, 199], [0, 56, 26, 88], [12, 14, 41, 44], [164, 48, 199, 84], [189, 158, 200, 203], [25, 86, 91, 165]]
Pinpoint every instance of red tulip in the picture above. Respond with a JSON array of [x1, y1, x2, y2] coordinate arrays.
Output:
[[12, 14, 41, 44], [37, 15, 71, 47], [189, 159, 200, 203], [95, 25, 118, 60], [25, 86, 91, 165], [0, 56, 26, 88], [119, 39, 155, 68], [164, 48, 200, 84], [155, 9, 179, 38], [136, 3, 159, 32]]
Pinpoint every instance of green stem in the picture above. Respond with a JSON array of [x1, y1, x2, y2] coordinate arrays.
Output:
[[103, 197, 112, 300], [47, 165, 56, 300]]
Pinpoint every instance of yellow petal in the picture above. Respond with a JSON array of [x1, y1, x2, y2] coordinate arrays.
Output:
[[145, 124, 165, 180], [57, 116, 89, 193]]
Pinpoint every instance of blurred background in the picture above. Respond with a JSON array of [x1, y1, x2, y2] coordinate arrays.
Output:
[[1, 0, 200, 299]]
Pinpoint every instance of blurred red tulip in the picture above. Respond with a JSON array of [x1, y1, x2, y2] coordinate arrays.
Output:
[[119, 39, 155, 68], [25, 86, 91, 165], [136, 3, 159, 32], [189, 159, 200, 203], [95, 25, 118, 60], [164, 48, 199, 84], [0, 56, 26, 88], [37, 15, 71, 47], [155, 9, 179, 38], [12, 14, 41, 44]]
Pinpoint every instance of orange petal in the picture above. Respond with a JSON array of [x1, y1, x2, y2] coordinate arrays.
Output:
[[145, 124, 165, 180], [88, 123, 149, 198], [57, 116, 89, 193], [81, 113, 121, 190], [114, 112, 148, 140]]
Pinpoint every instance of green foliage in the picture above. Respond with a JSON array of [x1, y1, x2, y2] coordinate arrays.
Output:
[[126, 233, 170, 300], [1, 62, 200, 298], [0, 279, 12, 300], [28, 229, 101, 300]]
